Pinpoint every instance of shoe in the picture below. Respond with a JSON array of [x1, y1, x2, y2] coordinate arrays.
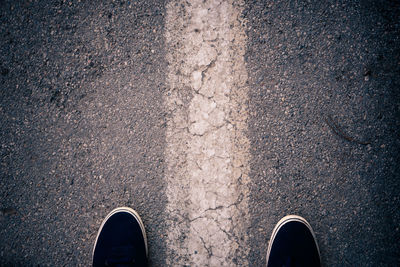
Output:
[[266, 215, 321, 267], [92, 207, 148, 267]]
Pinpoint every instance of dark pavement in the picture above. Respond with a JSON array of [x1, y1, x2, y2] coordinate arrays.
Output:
[[1, 1, 167, 266], [1, 0, 399, 266], [245, 1, 399, 266]]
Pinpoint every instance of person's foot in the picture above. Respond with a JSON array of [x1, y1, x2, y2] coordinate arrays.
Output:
[[266, 215, 321, 267], [92, 207, 148, 267]]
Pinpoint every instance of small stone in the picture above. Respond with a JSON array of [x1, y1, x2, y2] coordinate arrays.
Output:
[[363, 69, 371, 77]]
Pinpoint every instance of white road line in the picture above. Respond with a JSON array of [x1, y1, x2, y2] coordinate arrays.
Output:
[[165, 0, 250, 266]]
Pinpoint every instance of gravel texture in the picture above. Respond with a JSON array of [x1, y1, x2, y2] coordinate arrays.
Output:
[[0, 1, 167, 266], [0, 0, 399, 266], [245, 1, 400, 266]]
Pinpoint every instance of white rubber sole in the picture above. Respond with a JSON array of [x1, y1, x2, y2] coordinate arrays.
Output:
[[266, 215, 321, 266], [92, 207, 148, 261]]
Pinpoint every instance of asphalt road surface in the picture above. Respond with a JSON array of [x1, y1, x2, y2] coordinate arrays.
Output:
[[1, 0, 399, 266]]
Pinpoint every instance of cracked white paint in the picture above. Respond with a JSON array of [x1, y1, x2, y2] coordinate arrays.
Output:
[[165, 0, 249, 266]]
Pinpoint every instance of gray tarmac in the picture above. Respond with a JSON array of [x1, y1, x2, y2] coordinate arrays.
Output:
[[1, 0, 399, 266], [1, 1, 167, 266], [245, 1, 399, 266]]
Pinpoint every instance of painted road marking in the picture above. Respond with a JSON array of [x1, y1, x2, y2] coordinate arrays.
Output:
[[165, 0, 250, 265]]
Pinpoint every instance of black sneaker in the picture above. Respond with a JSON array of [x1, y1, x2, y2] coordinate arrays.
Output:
[[92, 207, 148, 267], [266, 215, 321, 267]]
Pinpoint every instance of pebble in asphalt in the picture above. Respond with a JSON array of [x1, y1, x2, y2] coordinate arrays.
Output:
[[0, 0, 399, 266]]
